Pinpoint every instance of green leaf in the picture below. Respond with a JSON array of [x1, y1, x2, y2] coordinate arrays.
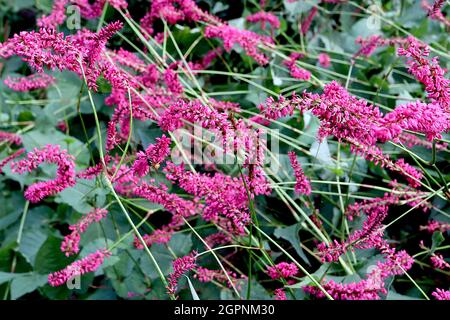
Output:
[[34, 236, 75, 274], [19, 228, 48, 265], [274, 223, 310, 265], [10, 273, 48, 300]]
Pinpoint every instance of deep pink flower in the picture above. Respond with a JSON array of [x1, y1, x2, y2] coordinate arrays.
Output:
[[301, 7, 318, 35], [133, 181, 197, 223], [164, 162, 251, 235], [4, 73, 55, 92], [267, 262, 299, 279], [10, 145, 76, 203], [0, 148, 25, 174], [61, 208, 108, 256], [134, 229, 173, 249], [167, 251, 197, 296], [159, 99, 231, 133], [398, 36, 450, 117], [378, 101, 448, 142], [306, 241, 414, 300], [274, 288, 287, 300], [132, 135, 171, 176], [205, 24, 273, 65], [194, 267, 244, 289], [37, 0, 68, 28], [318, 53, 331, 67], [246, 11, 281, 32], [164, 69, 184, 95], [432, 288, 450, 300], [422, 0, 450, 27], [283, 53, 311, 81], [288, 151, 311, 195], [430, 254, 450, 270], [48, 249, 110, 286], [420, 220, 450, 233], [0, 131, 22, 145]]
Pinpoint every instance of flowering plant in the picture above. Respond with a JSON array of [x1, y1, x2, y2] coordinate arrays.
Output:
[[0, 0, 449, 301]]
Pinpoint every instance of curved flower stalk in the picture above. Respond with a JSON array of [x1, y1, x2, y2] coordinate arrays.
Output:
[[305, 242, 414, 300], [398, 36, 450, 117], [167, 251, 197, 297], [61, 208, 109, 256], [0, 131, 22, 145], [246, 11, 281, 33], [422, 0, 450, 27], [48, 249, 110, 287], [283, 53, 311, 81], [0, 148, 25, 174], [4, 73, 55, 92], [205, 24, 274, 65], [10, 144, 76, 203]]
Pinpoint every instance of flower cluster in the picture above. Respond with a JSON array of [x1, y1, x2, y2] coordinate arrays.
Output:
[[246, 11, 281, 32], [267, 262, 299, 279], [4, 73, 55, 92], [288, 151, 311, 195], [48, 249, 110, 287], [0, 131, 22, 145], [205, 24, 273, 65], [10, 144, 76, 203], [61, 208, 108, 256], [132, 135, 171, 176], [283, 53, 311, 81], [134, 230, 173, 249], [167, 251, 198, 296]]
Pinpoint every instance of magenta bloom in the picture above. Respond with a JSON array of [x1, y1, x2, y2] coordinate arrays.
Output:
[[164, 162, 251, 235], [288, 151, 311, 195], [134, 229, 173, 249], [283, 53, 311, 81], [398, 36, 450, 117], [159, 99, 231, 133], [37, 0, 68, 28], [430, 254, 450, 270], [48, 249, 110, 287], [132, 135, 171, 176], [432, 288, 450, 300], [0, 148, 25, 174], [205, 24, 273, 65], [306, 242, 414, 300], [0, 131, 22, 145], [167, 251, 197, 296], [4, 73, 55, 92], [274, 288, 287, 300], [246, 11, 281, 31], [61, 208, 108, 256], [420, 220, 450, 233], [267, 262, 299, 279], [11, 144, 76, 203], [318, 53, 331, 68]]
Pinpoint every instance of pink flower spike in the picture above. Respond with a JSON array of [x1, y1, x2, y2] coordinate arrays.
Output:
[[166, 251, 197, 296], [432, 288, 450, 300], [4, 73, 55, 92], [288, 151, 311, 195], [48, 249, 110, 287], [10, 144, 76, 203], [267, 262, 299, 279]]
